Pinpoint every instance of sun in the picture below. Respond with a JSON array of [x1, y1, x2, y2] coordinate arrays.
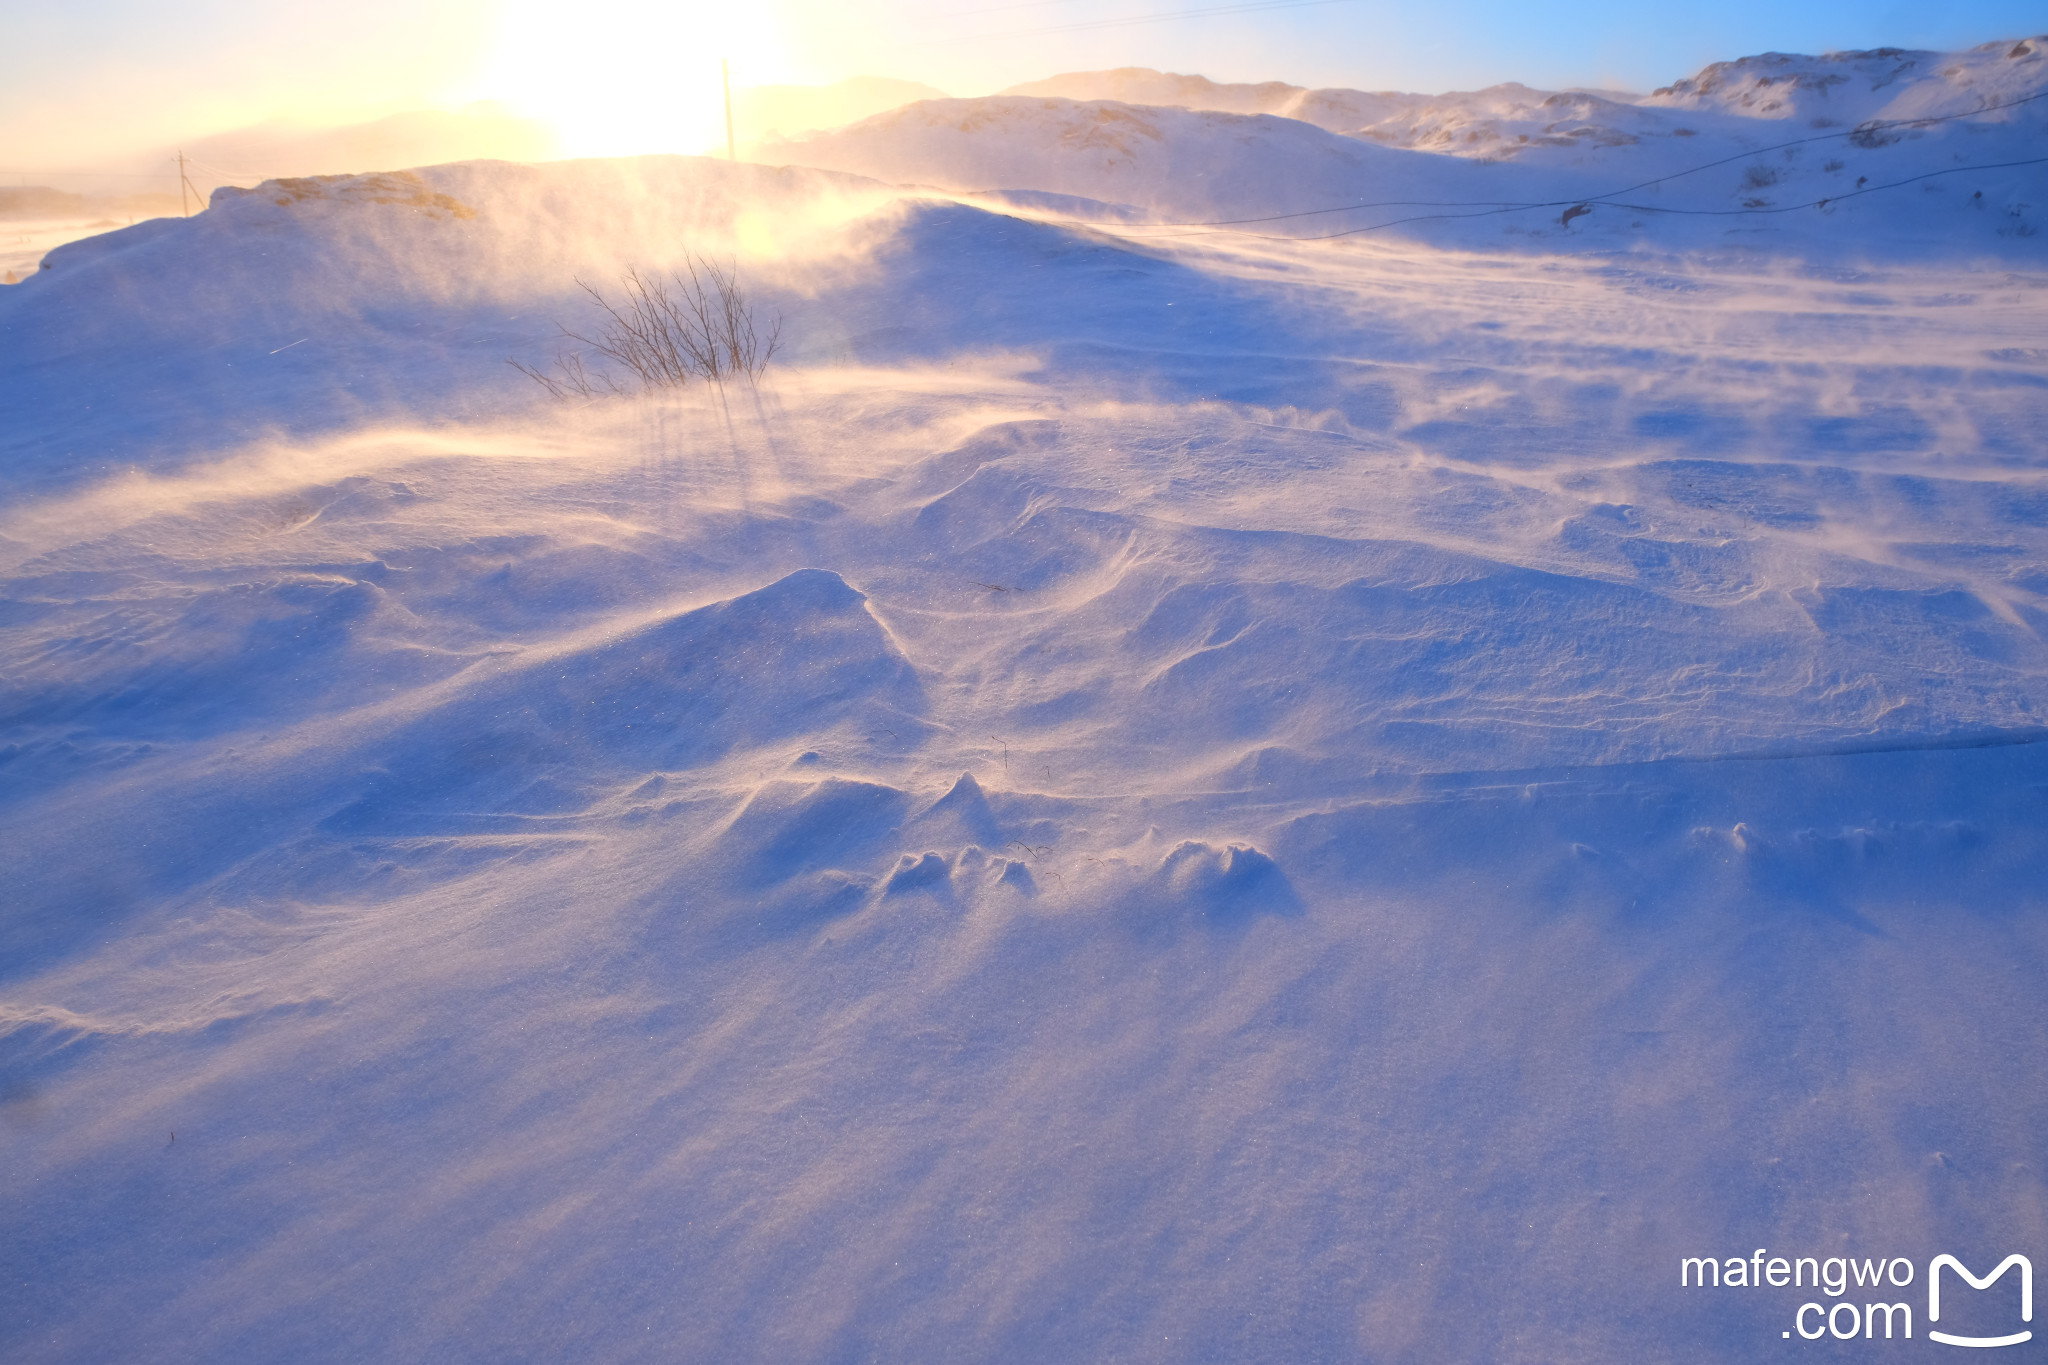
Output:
[[472, 0, 796, 158]]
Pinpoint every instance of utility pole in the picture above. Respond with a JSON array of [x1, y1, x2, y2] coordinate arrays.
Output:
[[723, 59, 736, 161], [175, 151, 206, 216]]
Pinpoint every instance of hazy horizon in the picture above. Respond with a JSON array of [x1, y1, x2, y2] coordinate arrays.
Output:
[[5, 0, 2043, 186]]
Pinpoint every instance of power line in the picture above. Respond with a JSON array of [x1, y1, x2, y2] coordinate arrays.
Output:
[[7, 63, 2038, 239], [162, 84, 2036, 237], [0, 168, 177, 180], [1584, 87, 2048, 202], [0, 149, 295, 187], [804, 0, 1359, 49], [724, 59, 738, 162], [1115, 86, 2048, 230], [909, 0, 1126, 23], [1116, 151, 2048, 244], [1598, 153, 2048, 219], [1005, 0, 1360, 39], [0, 152, 265, 186]]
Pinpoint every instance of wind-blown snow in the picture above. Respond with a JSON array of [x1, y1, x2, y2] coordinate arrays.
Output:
[[1, 33, 2045, 1365]]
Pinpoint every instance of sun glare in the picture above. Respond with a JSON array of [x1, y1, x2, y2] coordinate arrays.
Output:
[[473, 0, 794, 158]]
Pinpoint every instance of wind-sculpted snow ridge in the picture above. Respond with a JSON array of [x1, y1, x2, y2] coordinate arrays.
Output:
[[318, 567, 927, 836], [1, 45, 2047, 1364]]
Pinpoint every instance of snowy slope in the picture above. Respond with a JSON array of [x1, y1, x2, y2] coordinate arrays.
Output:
[[2, 36, 2048, 1365]]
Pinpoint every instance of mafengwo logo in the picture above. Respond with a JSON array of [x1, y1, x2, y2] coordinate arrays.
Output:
[[1680, 1250, 2033, 1346]]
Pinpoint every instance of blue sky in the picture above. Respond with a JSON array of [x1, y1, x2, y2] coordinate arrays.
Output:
[[3, 0, 2042, 169], [824, 0, 2044, 94]]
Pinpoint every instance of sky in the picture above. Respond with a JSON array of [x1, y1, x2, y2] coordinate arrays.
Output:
[[2, 0, 2043, 173]]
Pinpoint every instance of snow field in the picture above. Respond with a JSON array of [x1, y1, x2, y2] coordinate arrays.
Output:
[[1, 39, 2046, 1362]]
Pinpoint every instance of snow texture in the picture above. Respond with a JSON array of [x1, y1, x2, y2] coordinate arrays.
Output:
[[1, 34, 2046, 1365]]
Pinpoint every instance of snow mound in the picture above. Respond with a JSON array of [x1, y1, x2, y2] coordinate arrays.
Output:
[[322, 568, 923, 835], [1142, 839, 1301, 924], [700, 776, 915, 929]]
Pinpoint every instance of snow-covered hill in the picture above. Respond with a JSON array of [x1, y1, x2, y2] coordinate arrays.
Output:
[[1000, 37, 2048, 160], [1643, 38, 2046, 124], [762, 96, 1550, 230], [2, 34, 2046, 1365], [778, 37, 2048, 251]]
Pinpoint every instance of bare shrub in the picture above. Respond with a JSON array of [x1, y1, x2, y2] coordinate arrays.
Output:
[[511, 257, 781, 399], [509, 348, 615, 401]]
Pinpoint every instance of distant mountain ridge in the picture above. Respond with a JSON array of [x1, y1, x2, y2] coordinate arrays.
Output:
[[986, 37, 2046, 161], [764, 34, 2046, 251]]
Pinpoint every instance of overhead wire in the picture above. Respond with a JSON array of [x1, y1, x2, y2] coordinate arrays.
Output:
[[1598, 154, 2048, 219], [1099, 148, 2048, 244], [0, 168, 179, 180], [1564, 85, 2048, 202], [807, 0, 1363, 50], [8, 41, 2041, 241], [1106, 85, 2048, 233], [1004, 0, 1362, 39]]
